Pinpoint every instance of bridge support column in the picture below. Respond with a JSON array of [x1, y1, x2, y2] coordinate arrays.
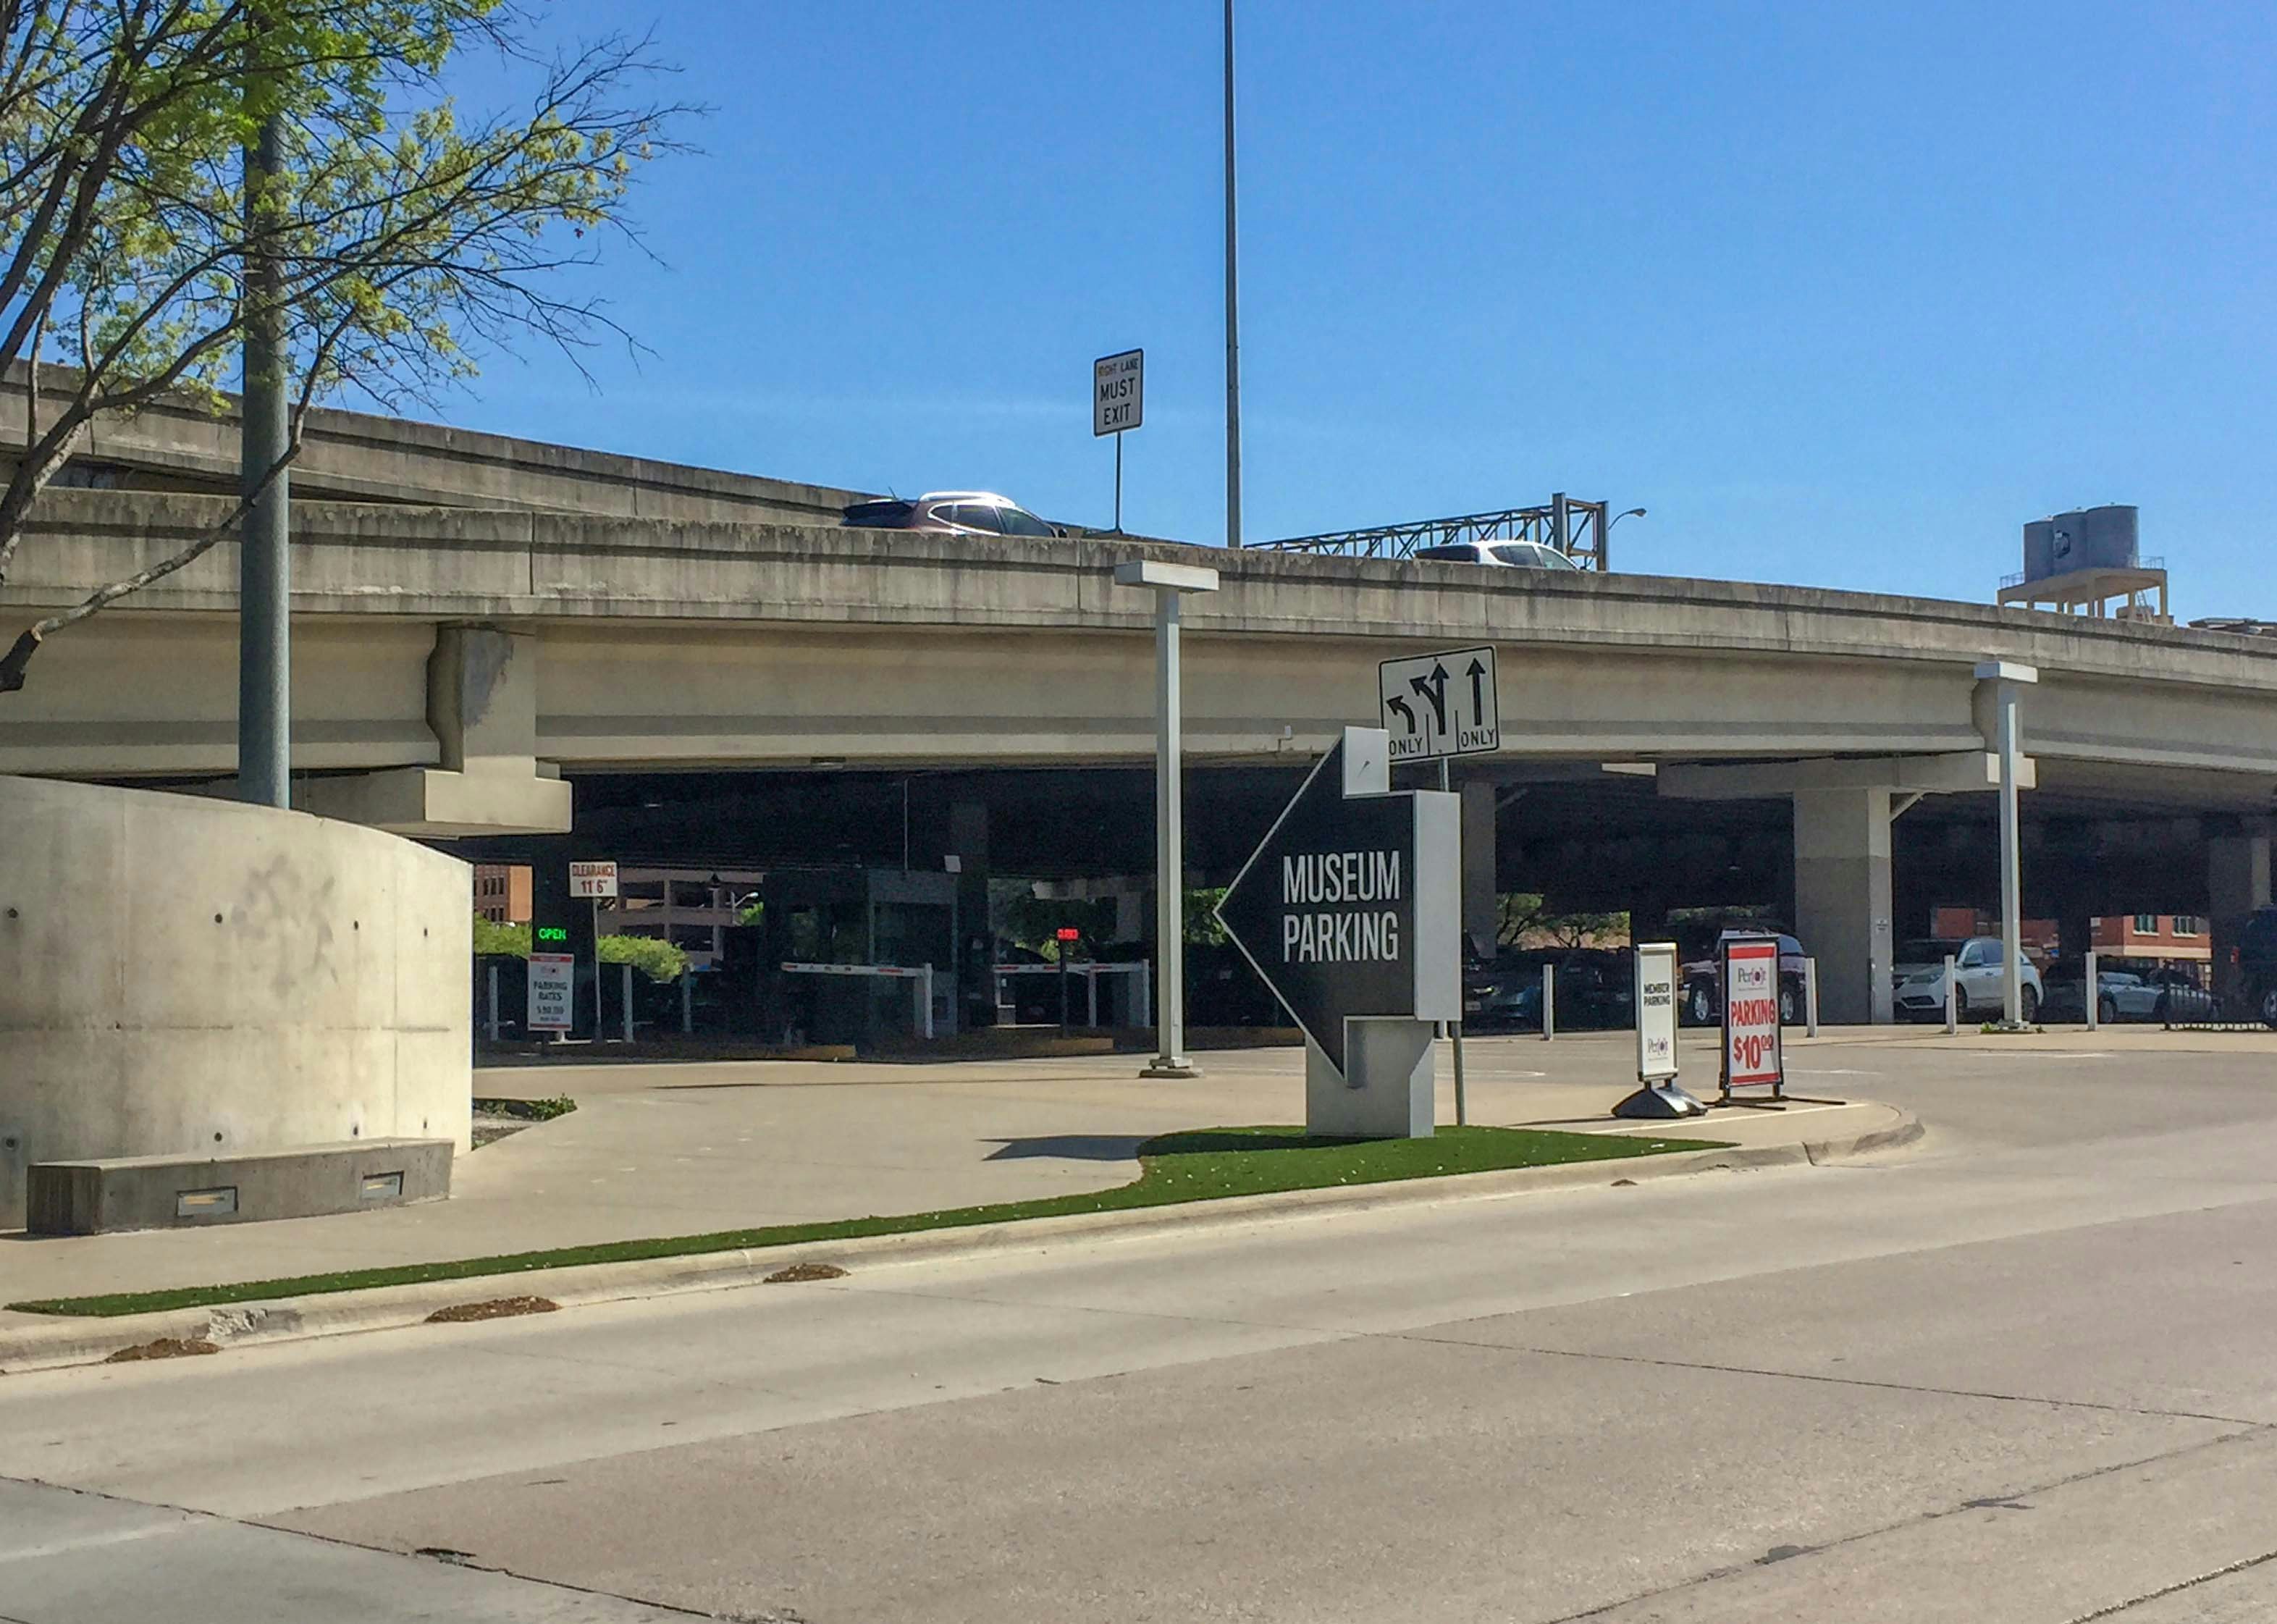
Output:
[[1460, 779, 1498, 954], [1792, 787, 1895, 1025], [2209, 825, 2270, 1006]]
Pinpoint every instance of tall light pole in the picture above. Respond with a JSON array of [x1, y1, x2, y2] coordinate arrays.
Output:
[[1114, 558, 1220, 1077], [1222, 0, 1243, 550], [1604, 507, 1645, 571], [1975, 660, 2039, 1027], [238, 47, 290, 808]]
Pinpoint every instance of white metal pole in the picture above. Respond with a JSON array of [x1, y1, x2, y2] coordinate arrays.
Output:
[[1137, 959, 1153, 1032], [919, 966, 935, 1040], [1542, 963, 1555, 1042], [486, 963, 500, 1043], [1146, 589, 1196, 1074], [1996, 681, 2025, 1025], [681, 970, 694, 1035], [1087, 966, 1100, 1030], [2084, 948, 2099, 1031], [1805, 957, 1819, 1037], [1945, 954, 1958, 1035], [1222, 0, 1242, 550], [620, 963, 634, 1043]]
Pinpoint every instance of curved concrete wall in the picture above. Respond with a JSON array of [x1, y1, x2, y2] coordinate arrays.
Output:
[[0, 776, 469, 1227]]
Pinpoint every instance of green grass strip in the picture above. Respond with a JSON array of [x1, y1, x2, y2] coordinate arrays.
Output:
[[9, 1124, 1724, 1319]]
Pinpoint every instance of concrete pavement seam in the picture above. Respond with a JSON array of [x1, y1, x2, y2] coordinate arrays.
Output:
[[1394, 1336, 2271, 1429], [2062, 1544, 2277, 1623], [0, 1471, 728, 1622], [230, 1514, 733, 1621], [0, 1110, 1918, 1376], [1537, 1424, 2276, 1624]]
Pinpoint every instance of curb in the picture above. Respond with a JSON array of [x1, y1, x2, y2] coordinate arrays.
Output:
[[0, 1108, 1920, 1376]]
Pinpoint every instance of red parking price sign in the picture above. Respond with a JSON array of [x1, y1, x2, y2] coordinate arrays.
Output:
[[1720, 937, 1785, 1096]]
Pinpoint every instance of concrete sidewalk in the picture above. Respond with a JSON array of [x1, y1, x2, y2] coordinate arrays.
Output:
[[0, 1034, 1897, 1324]]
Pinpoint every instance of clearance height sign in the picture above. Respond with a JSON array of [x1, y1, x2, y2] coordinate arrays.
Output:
[[1721, 936, 1785, 1095]]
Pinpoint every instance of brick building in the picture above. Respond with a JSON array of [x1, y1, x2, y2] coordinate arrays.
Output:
[[474, 863, 532, 925]]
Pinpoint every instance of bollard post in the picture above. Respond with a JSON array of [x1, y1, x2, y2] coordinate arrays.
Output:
[[620, 963, 634, 1043], [2084, 948, 2099, 1032], [1804, 957, 1819, 1037], [1541, 962, 1556, 1042], [1944, 954, 1958, 1035], [485, 963, 500, 1043], [681, 971, 694, 1035]]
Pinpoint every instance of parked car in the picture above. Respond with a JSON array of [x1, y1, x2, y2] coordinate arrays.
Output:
[[2043, 962, 2221, 1025], [1463, 948, 1634, 1031], [2239, 906, 2277, 1027], [1680, 931, 1809, 1026], [2145, 965, 2221, 1023], [2040, 966, 2163, 1024], [1412, 540, 1580, 571], [1891, 936, 2045, 1022], [842, 492, 1060, 538]]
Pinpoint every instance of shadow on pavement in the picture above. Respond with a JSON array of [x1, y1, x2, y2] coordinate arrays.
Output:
[[982, 1135, 1149, 1162]]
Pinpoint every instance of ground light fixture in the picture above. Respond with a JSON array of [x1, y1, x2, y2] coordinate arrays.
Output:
[[1112, 558, 1221, 1077]]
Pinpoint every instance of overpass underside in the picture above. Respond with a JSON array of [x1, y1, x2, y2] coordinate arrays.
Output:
[[6, 487, 2276, 1027]]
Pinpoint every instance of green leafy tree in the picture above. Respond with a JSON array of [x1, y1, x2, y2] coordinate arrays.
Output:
[[0, 0, 691, 689], [1184, 887, 1229, 946], [1497, 891, 1630, 949], [471, 912, 529, 956], [598, 931, 685, 983]]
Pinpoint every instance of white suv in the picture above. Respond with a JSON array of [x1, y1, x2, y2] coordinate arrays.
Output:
[[1892, 936, 2045, 1022], [841, 492, 1059, 539]]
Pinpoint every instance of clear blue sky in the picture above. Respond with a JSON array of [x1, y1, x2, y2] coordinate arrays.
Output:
[[439, 1, 2277, 618]]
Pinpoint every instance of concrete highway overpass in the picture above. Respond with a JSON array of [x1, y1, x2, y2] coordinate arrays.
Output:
[[5, 396, 2274, 1023]]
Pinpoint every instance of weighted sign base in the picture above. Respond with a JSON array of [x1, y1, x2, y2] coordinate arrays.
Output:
[[1305, 1019, 1435, 1140], [1612, 1082, 1708, 1119]]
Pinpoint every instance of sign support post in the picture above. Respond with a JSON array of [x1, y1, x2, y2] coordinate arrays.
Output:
[[1437, 755, 1468, 1127], [1113, 558, 1219, 1078], [569, 862, 620, 1043], [1094, 349, 1143, 534]]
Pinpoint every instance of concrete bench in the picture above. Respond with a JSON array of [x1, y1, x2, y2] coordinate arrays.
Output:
[[26, 1138, 453, 1237]]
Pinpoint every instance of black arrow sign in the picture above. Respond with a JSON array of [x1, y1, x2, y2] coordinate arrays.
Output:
[[1466, 657, 1488, 724], [1385, 694, 1417, 733], [1216, 737, 1423, 1078], [1408, 663, 1450, 733]]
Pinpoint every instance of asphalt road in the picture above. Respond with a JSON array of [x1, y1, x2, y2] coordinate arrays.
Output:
[[4, 1038, 2276, 1623]]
